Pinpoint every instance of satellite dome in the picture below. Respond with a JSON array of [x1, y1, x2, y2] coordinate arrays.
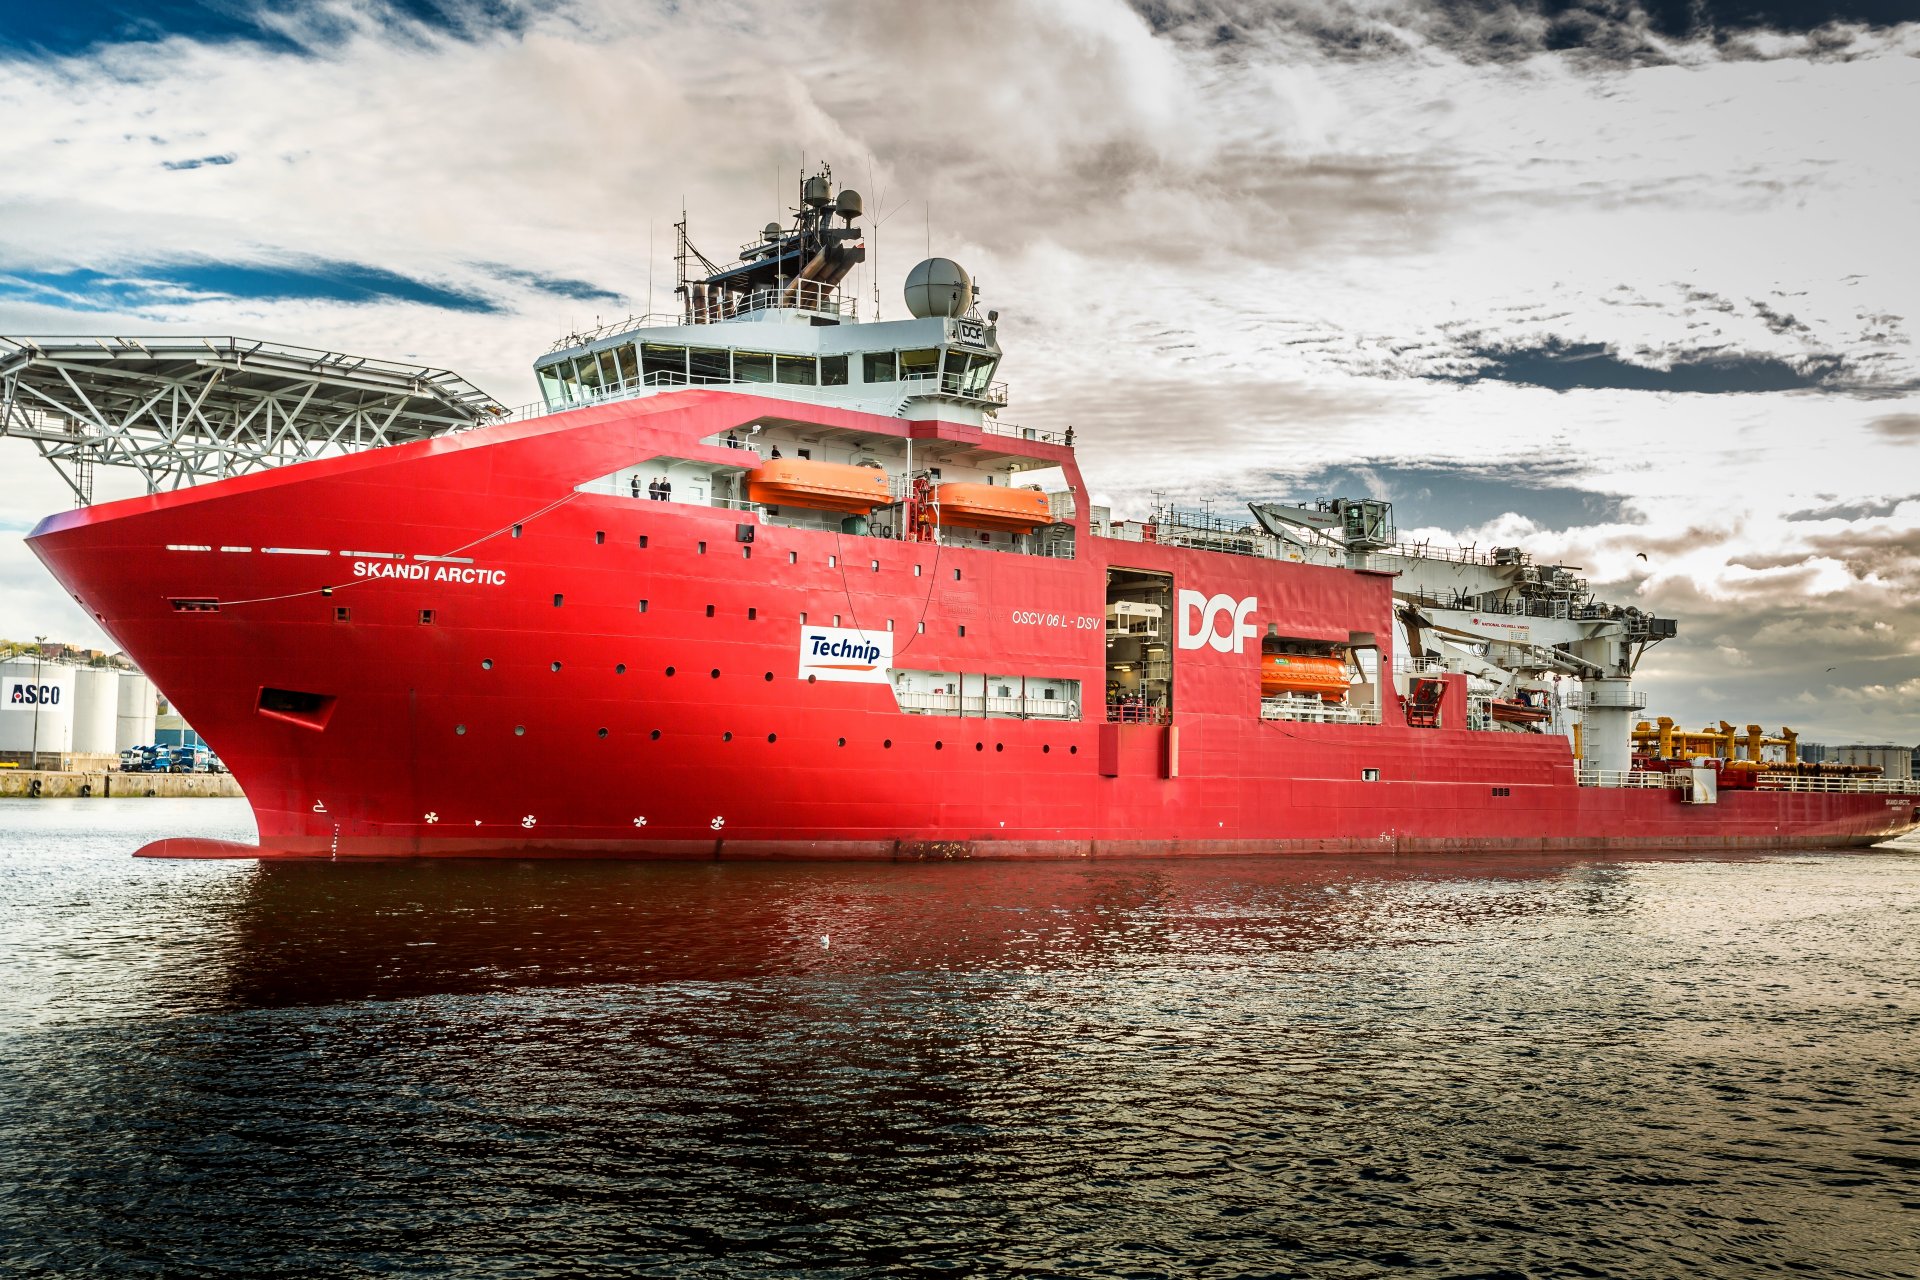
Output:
[[904, 258, 971, 319]]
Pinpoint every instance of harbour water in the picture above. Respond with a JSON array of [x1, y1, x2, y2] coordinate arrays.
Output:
[[2, 798, 1916, 1278]]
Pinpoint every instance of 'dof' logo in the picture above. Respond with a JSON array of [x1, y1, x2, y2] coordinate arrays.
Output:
[[1177, 590, 1258, 653]]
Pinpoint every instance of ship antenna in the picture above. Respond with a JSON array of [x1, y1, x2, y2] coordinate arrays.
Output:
[[647, 218, 654, 320]]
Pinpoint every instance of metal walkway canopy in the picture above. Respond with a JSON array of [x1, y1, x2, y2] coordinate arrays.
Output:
[[0, 335, 506, 503]]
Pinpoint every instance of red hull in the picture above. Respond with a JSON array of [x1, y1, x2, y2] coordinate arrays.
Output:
[[29, 391, 1919, 859]]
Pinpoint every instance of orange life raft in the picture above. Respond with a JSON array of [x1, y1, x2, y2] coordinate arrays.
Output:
[[933, 483, 1051, 533], [745, 459, 890, 514], [1260, 654, 1348, 701]]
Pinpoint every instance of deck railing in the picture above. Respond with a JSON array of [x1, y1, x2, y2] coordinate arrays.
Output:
[[1576, 768, 1689, 789], [1756, 773, 1920, 794]]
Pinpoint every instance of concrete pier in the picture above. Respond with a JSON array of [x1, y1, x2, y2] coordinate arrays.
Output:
[[0, 769, 243, 799]]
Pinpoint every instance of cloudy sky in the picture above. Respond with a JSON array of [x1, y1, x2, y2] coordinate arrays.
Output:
[[2, 0, 1916, 743]]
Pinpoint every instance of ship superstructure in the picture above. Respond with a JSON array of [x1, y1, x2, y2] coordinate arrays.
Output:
[[9, 166, 1916, 859]]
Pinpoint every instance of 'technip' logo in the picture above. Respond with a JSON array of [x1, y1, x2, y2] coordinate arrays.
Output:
[[1177, 590, 1258, 653], [798, 625, 893, 685]]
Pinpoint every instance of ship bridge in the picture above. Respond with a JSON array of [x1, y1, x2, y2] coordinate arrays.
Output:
[[0, 335, 502, 504], [530, 164, 1006, 423]]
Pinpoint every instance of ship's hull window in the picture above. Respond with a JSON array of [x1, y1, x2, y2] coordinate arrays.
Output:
[[820, 354, 849, 386], [734, 351, 774, 383], [862, 352, 896, 383]]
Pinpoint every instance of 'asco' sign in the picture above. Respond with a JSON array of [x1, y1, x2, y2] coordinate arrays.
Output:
[[5, 679, 62, 706], [1176, 590, 1258, 654]]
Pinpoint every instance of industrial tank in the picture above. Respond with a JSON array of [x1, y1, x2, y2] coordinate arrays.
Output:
[[72, 667, 120, 755], [0, 657, 76, 757], [116, 671, 158, 752]]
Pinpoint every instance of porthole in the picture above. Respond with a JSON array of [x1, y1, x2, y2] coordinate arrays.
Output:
[[748, 607, 757, 620], [767, 733, 777, 743], [705, 604, 715, 617], [595, 530, 605, 545], [638, 535, 649, 549], [638, 600, 649, 612], [552, 593, 564, 607], [763, 672, 773, 682], [710, 668, 720, 679], [616, 663, 626, 674], [550, 661, 562, 672], [481, 658, 493, 670], [697, 541, 707, 554], [958, 625, 966, 637], [666, 666, 676, 677], [995, 743, 1004, 752], [514, 725, 525, 736], [1042, 744, 1051, 753], [837, 737, 846, 747], [975, 742, 984, 752], [1070, 745, 1078, 754], [807, 674, 818, 684], [883, 739, 892, 749], [723, 731, 733, 742], [597, 727, 609, 739], [650, 729, 661, 740], [455, 724, 466, 735], [935, 741, 944, 750]]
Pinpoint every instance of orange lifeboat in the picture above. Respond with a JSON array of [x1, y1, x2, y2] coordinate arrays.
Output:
[[1261, 653, 1348, 702], [745, 459, 890, 514], [1489, 698, 1551, 725], [933, 483, 1051, 533]]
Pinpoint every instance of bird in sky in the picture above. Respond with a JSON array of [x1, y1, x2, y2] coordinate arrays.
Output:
[[1635, 552, 1648, 561]]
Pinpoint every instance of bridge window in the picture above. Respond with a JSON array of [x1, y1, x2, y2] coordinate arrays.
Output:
[[776, 354, 818, 386], [614, 344, 640, 386], [899, 348, 938, 382], [537, 364, 564, 404], [734, 351, 774, 383], [642, 344, 686, 384], [689, 347, 729, 383], [863, 352, 896, 383], [821, 354, 848, 386]]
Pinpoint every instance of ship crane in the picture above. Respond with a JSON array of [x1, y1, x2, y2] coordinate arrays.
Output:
[[1248, 498, 1677, 775]]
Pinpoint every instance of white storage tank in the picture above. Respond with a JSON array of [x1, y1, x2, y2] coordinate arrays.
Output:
[[72, 667, 121, 755], [116, 672, 158, 752], [0, 657, 77, 758]]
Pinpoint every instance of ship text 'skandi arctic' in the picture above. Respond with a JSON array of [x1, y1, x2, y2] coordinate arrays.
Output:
[[11, 167, 1917, 858]]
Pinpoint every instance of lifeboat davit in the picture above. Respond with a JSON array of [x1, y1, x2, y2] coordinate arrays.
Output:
[[1261, 654, 1348, 702], [1489, 698, 1551, 724], [933, 483, 1051, 533], [745, 459, 890, 514]]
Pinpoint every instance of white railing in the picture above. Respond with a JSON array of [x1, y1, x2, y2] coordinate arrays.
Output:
[[1564, 687, 1647, 711], [980, 420, 1065, 445], [896, 691, 1078, 720], [1577, 768, 1689, 789], [1394, 656, 1449, 674], [1757, 773, 1920, 794], [1261, 696, 1382, 725]]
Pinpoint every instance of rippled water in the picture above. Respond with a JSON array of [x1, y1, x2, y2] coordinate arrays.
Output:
[[3, 798, 1918, 1278]]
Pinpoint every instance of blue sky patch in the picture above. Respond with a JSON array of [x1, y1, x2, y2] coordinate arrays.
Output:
[[0, 1, 526, 57], [484, 264, 623, 304], [0, 261, 500, 313]]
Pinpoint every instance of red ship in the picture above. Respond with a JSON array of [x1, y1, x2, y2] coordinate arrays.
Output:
[[11, 168, 1917, 858]]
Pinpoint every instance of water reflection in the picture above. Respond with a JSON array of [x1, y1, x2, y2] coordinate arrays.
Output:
[[215, 855, 1616, 1009], [5, 804, 1917, 1279]]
